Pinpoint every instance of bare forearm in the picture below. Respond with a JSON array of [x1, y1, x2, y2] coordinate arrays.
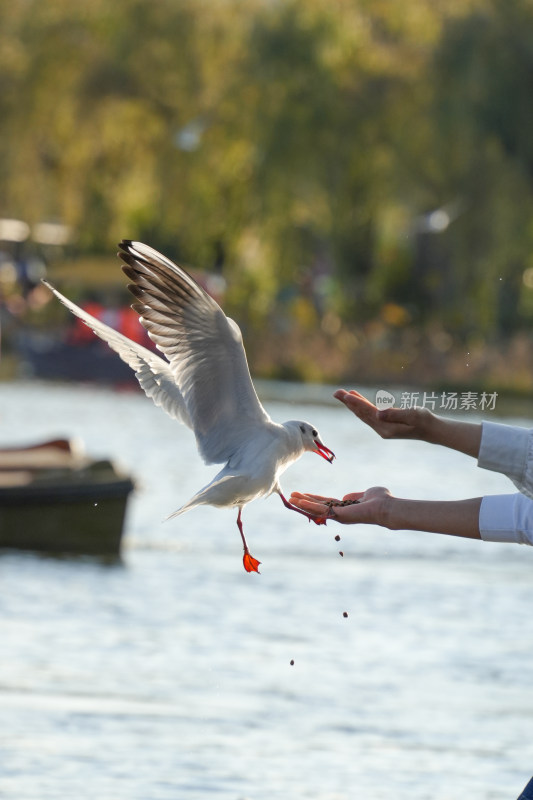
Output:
[[290, 488, 483, 540], [383, 495, 482, 539], [422, 414, 482, 458]]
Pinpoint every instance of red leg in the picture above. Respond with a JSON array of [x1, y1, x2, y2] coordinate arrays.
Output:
[[237, 508, 261, 573], [278, 491, 327, 525]]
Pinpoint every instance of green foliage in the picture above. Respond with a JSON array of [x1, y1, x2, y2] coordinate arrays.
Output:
[[2, 0, 533, 341]]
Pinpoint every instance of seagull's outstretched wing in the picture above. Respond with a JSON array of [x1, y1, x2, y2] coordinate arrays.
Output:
[[42, 280, 193, 428], [117, 240, 271, 465]]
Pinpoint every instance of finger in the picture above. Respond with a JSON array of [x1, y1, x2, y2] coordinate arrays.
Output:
[[347, 395, 377, 412], [289, 495, 329, 508], [290, 492, 340, 503], [289, 497, 329, 516], [334, 388, 368, 402], [335, 388, 375, 408], [335, 390, 375, 413], [341, 396, 381, 428], [333, 388, 349, 400]]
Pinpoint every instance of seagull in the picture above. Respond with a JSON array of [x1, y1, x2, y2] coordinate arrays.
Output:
[[43, 240, 335, 573]]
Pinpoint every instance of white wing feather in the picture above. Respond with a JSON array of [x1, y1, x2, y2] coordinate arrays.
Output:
[[117, 240, 272, 464], [43, 240, 271, 466], [42, 280, 193, 428]]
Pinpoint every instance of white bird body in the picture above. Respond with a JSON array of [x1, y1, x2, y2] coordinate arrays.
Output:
[[173, 420, 307, 514], [43, 240, 335, 572]]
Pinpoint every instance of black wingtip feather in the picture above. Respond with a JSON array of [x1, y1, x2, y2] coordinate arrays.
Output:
[[120, 252, 143, 271], [117, 241, 160, 273], [127, 283, 147, 300], [117, 239, 217, 310], [121, 267, 141, 285]]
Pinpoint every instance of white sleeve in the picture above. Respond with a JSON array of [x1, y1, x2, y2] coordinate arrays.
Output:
[[477, 420, 533, 499], [480, 494, 533, 545]]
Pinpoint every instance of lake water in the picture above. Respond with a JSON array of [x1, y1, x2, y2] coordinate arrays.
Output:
[[1, 380, 532, 800]]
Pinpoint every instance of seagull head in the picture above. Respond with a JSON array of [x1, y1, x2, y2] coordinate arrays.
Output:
[[293, 421, 336, 463]]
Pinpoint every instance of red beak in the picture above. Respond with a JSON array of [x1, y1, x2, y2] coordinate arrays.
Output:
[[313, 439, 335, 463]]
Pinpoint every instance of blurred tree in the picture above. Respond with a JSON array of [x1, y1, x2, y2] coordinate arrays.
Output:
[[389, 0, 533, 338], [1, 0, 533, 355]]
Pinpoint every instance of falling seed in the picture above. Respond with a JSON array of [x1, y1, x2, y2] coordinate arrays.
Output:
[[334, 535, 341, 542], [339, 551, 344, 557], [343, 611, 348, 618], [290, 659, 295, 666]]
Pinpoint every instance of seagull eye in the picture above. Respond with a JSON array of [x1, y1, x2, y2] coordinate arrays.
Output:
[[312, 429, 317, 437]]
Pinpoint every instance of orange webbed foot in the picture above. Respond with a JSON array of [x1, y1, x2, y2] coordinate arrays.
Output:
[[243, 552, 261, 573]]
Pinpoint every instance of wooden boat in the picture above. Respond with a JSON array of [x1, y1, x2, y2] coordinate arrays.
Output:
[[0, 439, 134, 556]]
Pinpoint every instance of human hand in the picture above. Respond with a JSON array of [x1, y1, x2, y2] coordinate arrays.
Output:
[[334, 389, 435, 442], [290, 488, 482, 539], [289, 487, 393, 526]]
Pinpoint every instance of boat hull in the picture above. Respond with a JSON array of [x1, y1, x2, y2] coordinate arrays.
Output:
[[0, 440, 135, 556], [0, 477, 134, 555]]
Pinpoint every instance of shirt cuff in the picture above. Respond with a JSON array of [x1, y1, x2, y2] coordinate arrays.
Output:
[[479, 494, 533, 545], [478, 420, 530, 480]]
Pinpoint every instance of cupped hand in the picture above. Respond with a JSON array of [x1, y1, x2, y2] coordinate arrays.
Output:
[[334, 389, 434, 441], [289, 487, 392, 526]]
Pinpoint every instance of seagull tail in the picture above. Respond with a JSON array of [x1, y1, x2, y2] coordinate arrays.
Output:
[[164, 501, 198, 522], [164, 474, 239, 522], [164, 489, 213, 521]]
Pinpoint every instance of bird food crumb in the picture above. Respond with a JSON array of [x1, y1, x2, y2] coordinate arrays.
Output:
[[325, 498, 360, 508], [339, 551, 344, 557], [290, 659, 294, 666], [334, 535, 341, 542], [343, 611, 348, 618]]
